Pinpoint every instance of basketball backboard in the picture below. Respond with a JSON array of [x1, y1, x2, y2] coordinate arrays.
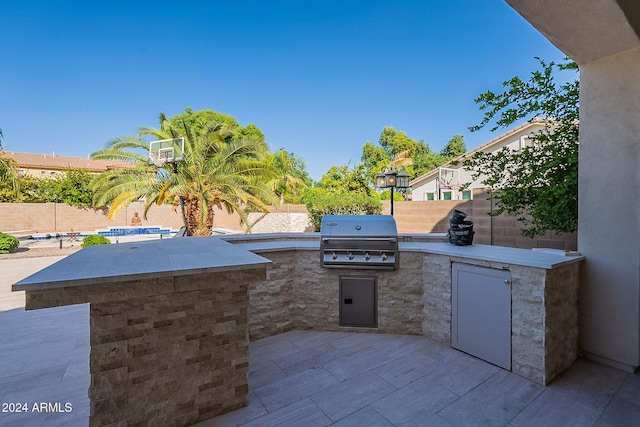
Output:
[[148, 137, 185, 166]]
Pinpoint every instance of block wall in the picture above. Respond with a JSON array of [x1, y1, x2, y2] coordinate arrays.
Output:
[[385, 190, 578, 251], [1, 199, 577, 251], [0, 202, 184, 234]]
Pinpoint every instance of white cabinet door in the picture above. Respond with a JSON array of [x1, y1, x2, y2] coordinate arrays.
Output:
[[451, 263, 511, 369]]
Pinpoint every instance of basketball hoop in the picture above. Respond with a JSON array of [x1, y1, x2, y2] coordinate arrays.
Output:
[[148, 137, 184, 168], [148, 151, 167, 167]]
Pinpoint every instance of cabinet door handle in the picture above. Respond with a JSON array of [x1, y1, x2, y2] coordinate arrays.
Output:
[[504, 279, 510, 284]]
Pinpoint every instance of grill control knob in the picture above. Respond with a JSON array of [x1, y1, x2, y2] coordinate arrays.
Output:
[[347, 252, 354, 260], [381, 253, 388, 261], [364, 252, 371, 260], [331, 252, 338, 260]]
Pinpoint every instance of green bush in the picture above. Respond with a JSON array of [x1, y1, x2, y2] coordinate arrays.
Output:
[[81, 234, 111, 248], [305, 193, 382, 231], [0, 232, 19, 254], [378, 189, 407, 201]]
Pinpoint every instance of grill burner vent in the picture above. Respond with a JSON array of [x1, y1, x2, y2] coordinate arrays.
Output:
[[320, 215, 399, 270]]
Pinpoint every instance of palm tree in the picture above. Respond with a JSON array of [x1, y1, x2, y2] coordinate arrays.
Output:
[[0, 128, 20, 196], [389, 149, 413, 170], [91, 114, 278, 236], [266, 149, 309, 204]]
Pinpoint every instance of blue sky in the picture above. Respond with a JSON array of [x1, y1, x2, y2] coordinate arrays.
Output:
[[2, 1, 565, 180]]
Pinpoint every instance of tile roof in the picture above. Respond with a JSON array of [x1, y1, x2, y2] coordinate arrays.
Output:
[[3, 151, 135, 173]]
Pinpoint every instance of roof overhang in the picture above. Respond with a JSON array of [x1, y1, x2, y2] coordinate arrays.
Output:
[[506, 0, 640, 64]]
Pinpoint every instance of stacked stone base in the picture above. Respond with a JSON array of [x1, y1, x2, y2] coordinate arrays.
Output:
[[249, 249, 580, 385], [25, 269, 264, 426]]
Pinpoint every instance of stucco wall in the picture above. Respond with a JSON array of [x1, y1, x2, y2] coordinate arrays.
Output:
[[578, 47, 640, 370]]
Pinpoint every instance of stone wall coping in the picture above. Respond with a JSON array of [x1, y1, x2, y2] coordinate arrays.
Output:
[[230, 239, 320, 253], [12, 232, 583, 293], [222, 234, 583, 270], [399, 242, 584, 269], [12, 236, 271, 291], [219, 232, 449, 244]]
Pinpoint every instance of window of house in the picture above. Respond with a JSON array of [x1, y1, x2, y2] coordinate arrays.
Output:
[[426, 192, 435, 200], [462, 190, 472, 200], [40, 171, 46, 175], [443, 191, 452, 200]]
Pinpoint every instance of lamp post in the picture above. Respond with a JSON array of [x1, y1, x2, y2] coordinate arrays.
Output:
[[375, 168, 410, 215]]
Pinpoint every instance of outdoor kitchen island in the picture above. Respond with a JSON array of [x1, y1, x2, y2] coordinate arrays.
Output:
[[12, 237, 272, 427], [13, 232, 583, 426], [224, 232, 583, 386]]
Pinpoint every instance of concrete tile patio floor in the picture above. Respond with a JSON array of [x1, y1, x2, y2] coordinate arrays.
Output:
[[1, 257, 639, 427]]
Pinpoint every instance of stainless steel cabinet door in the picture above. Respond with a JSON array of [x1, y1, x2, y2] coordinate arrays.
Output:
[[451, 263, 511, 369], [340, 275, 377, 328]]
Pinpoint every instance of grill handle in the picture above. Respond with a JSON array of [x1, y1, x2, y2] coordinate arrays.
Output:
[[322, 237, 397, 243]]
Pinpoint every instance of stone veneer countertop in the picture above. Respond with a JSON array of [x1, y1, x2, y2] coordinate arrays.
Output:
[[398, 242, 583, 269], [220, 233, 583, 270], [13, 233, 583, 292], [12, 236, 271, 291]]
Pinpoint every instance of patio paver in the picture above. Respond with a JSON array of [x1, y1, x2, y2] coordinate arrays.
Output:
[[1, 256, 639, 426]]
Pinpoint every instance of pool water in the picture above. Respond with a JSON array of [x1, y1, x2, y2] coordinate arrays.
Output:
[[31, 226, 173, 240], [97, 226, 172, 237]]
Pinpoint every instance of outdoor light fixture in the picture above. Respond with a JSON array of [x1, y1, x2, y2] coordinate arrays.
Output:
[[375, 168, 410, 215]]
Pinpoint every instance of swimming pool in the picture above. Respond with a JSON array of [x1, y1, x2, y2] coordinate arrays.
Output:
[[96, 226, 173, 237], [31, 226, 174, 240]]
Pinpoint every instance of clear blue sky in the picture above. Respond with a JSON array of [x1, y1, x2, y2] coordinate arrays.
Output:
[[2, 1, 565, 181]]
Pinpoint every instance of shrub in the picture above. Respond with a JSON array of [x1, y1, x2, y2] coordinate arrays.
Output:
[[305, 193, 382, 231], [0, 232, 19, 254], [378, 189, 407, 201], [81, 234, 111, 248]]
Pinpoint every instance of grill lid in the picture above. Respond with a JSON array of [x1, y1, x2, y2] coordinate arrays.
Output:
[[320, 215, 399, 270], [320, 215, 398, 237]]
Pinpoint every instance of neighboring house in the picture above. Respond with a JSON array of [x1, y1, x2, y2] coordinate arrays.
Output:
[[410, 119, 548, 201], [3, 151, 134, 178]]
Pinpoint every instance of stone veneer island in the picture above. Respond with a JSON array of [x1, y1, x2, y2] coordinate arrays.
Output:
[[13, 233, 583, 426]]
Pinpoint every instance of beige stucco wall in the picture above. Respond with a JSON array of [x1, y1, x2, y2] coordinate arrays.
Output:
[[578, 47, 640, 370], [507, 0, 640, 373]]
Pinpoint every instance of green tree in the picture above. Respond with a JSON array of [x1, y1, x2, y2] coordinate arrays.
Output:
[[464, 58, 579, 237], [440, 134, 466, 159], [0, 128, 20, 197], [362, 126, 445, 182], [319, 163, 373, 196], [361, 141, 388, 182], [170, 107, 265, 144], [33, 170, 94, 206], [91, 112, 278, 236], [266, 148, 311, 204]]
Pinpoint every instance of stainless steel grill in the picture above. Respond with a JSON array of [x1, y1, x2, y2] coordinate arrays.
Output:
[[320, 215, 399, 270]]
